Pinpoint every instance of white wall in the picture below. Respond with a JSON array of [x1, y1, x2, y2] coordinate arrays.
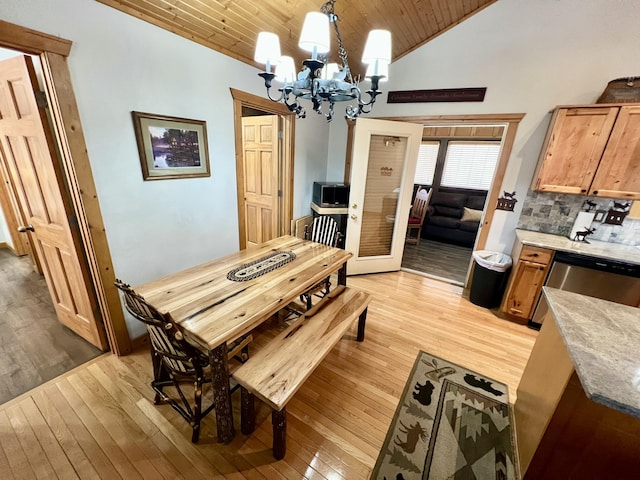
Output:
[[328, 0, 640, 253], [1, 0, 329, 337], [0, 210, 9, 247]]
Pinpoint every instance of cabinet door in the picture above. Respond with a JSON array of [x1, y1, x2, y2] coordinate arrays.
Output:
[[590, 105, 640, 199], [503, 260, 549, 320], [534, 107, 618, 194]]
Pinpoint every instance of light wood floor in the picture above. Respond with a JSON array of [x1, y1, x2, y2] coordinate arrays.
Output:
[[0, 249, 102, 404], [0, 271, 538, 479]]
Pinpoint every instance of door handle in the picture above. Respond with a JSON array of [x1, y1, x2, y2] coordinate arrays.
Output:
[[18, 224, 35, 233]]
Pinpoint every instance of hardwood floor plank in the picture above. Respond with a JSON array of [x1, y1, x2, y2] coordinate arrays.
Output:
[[90, 359, 209, 480], [82, 364, 192, 479], [133, 397, 232, 478], [39, 384, 122, 479], [31, 389, 102, 480], [55, 378, 143, 479], [6, 401, 59, 479], [66, 371, 165, 479], [19, 397, 80, 479], [0, 429, 15, 480], [0, 409, 38, 479]]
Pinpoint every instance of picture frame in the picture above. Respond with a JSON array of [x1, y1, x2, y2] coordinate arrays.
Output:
[[132, 111, 210, 180]]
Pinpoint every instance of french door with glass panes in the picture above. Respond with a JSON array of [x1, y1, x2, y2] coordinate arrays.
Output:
[[345, 118, 423, 275]]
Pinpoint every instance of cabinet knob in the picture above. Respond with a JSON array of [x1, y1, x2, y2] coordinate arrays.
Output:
[[581, 189, 587, 193], [592, 190, 599, 195]]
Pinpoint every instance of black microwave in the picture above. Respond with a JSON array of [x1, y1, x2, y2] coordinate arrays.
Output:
[[312, 182, 350, 208]]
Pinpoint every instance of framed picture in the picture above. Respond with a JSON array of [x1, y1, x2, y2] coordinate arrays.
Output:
[[132, 111, 210, 180]]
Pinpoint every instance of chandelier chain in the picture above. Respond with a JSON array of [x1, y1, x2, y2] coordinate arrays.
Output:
[[320, 0, 354, 84]]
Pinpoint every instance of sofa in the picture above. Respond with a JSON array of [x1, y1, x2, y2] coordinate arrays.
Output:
[[422, 191, 487, 247]]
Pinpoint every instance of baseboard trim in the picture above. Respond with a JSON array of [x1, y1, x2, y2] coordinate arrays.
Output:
[[131, 333, 150, 351]]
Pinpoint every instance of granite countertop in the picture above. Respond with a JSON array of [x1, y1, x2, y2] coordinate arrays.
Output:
[[516, 229, 640, 266], [543, 287, 640, 418]]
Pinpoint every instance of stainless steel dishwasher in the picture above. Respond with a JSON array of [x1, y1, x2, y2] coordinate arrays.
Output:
[[531, 250, 640, 326]]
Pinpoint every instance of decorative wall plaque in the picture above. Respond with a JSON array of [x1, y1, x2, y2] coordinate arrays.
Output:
[[387, 88, 486, 104], [496, 191, 518, 212]]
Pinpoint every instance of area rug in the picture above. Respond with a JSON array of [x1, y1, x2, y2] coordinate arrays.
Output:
[[371, 351, 516, 480]]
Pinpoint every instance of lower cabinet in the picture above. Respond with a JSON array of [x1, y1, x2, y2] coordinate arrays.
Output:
[[501, 245, 554, 322]]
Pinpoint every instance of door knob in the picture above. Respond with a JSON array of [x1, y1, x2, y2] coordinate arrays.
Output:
[[18, 224, 34, 233], [350, 214, 358, 220]]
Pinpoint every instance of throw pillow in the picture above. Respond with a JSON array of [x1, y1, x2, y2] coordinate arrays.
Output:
[[461, 207, 483, 222]]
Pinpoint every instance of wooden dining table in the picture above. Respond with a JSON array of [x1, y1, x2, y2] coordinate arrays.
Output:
[[134, 235, 352, 443]]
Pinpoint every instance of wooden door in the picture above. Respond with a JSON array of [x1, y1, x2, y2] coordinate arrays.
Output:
[[241, 115, 280, 248], [0, 55, 107, 349], [590, 105, 640, 199], [345, 118, 423, 275], [534, 107, 618, 194]]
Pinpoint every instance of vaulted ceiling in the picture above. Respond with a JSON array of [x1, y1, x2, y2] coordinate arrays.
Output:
[[97, 0, 496, 77]]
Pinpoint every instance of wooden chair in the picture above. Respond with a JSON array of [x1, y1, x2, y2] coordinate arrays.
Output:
[[406, 187, 431, 246], [301, 216, 342, 309], [114, 279, 251, 442]]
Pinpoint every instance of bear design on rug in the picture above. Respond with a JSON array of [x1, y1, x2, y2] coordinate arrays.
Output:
[[464, 374, 503, 396], [413, 380, 435, 405]]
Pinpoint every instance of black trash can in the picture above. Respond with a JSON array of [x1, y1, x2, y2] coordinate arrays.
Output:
[[469, 250, 512, 308]]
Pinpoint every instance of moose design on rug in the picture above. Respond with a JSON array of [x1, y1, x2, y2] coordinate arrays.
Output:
[[394, 421, 428, 454], [372, 351, 516, 480]]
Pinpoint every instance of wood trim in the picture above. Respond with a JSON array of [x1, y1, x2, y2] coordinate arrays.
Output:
[[130, 332, 150, 351], [40, 52, 129, 355], [0, 152, 30, 256], [230, 88, 295, 250], [377, 113, 524, 254], [0, 20, 72, 56], [478, 119, 520, 250], [343, 119, 356, 184]]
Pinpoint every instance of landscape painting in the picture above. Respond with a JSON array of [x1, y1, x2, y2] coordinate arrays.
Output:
[[132, 111, 210, 180]]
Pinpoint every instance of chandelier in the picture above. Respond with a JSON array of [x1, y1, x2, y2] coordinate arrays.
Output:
[[254, 0, 391, 122]]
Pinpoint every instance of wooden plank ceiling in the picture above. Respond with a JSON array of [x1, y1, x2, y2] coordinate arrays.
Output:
[[97, 0, 496, 77]]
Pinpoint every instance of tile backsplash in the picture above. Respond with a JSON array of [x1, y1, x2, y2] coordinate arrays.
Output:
[[517, 191, 640, 246]]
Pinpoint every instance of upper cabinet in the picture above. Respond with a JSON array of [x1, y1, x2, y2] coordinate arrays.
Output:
[[533, 104, 640, 200]]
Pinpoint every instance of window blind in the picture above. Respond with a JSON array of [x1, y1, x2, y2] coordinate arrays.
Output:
[[441, 142, 501, 190], [414, 141, 439, 185]]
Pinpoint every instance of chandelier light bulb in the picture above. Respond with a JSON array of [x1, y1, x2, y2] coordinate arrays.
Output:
[[366, 61, 389, 81], [275, 56, 297, 83], [254, 32, 282, 72], [298, 12, 330, 59], [362, 29, 392, 65]]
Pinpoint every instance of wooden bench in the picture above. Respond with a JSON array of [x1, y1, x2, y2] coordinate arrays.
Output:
[[231, 285, 372, 459]]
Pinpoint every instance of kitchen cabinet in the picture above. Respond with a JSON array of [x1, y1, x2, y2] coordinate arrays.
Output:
[[501, 244, 554, 322], [534, 104, 640, 200]]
